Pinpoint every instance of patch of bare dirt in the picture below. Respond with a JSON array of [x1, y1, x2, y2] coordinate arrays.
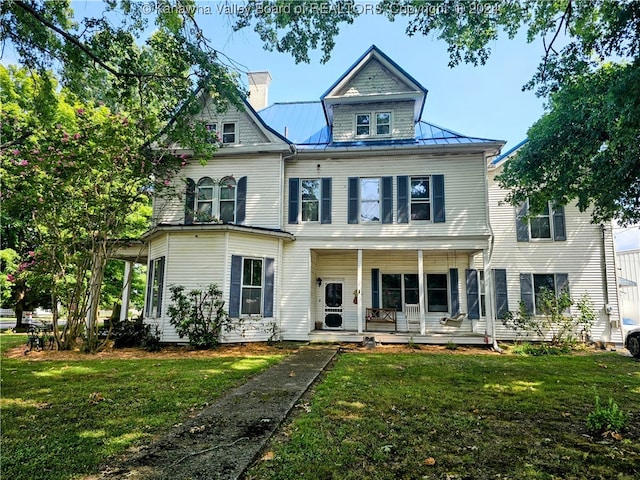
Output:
[[338, 342, 501, 355]]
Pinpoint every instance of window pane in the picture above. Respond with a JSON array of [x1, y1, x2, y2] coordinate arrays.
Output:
[[301, 180, 320, 200], [382, 274, 402, 311], [382, 274, 401, 289], [243, 259, 262, 287], [357, 114, 370, 125], [361, 178, 380, 222], [376, 112, 390, 124], [241, 287, 262, 314], [427, 274, 447, 289], [220, 184, 235, 200], [220, 200, 234, 222], [356, 114, 370, 136], [411, 178, 429, 199], [411, 203, 430, 221], [530, 217, 551, 238], [533, 274, 555, 314], [223, 123, 235, 133], [356, 125, 369, 136], [325, 283, 342, 307], [361, 178, 379, 200], [404, 274, 419, 305], [427, 290, 449, 312], [302, 201, 319, 222], [197, 202, 212, 215], [198, 188, 213, 201]]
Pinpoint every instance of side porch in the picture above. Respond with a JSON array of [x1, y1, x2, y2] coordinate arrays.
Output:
[[308, 248, 498, 345]]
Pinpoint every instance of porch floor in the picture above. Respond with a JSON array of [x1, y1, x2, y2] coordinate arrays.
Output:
[[309, 329, 490, 346]]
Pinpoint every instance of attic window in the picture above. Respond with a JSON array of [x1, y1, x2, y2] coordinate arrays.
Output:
[[356, 114, 370, 136], [205, 124, 218, 144], [376, 112, 390, 135], [222, 123, 236, 144]]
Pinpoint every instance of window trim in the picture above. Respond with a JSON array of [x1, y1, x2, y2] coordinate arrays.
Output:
[[426, 272, 449, 313], [360, 177, 381, 223], [529, 201, 552, 240], [146, 256, 165, 318], [380, 273, 419, 312], [356, 113, 370, 137], [221, 122, 237, 144], [241, 257, 263, 316], [300, 178, 321, 223], [193, 176, 237, 224], [410, 175, 432, 222], [355, 111, 392, 138]]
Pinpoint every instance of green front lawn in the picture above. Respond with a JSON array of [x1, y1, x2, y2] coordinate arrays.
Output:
[[0, 334, 287, 480], [247, 351, 640, 480]]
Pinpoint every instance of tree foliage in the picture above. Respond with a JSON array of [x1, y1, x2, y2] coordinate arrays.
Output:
[[232, 0, 640, 224]]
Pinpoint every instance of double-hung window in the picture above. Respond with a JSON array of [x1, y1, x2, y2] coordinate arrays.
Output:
[[376, 112, 391, 135], [241, 258, 263, 315], [426, 273, 448, 312], [530, 204, 551, 239], [222, 122, 236, 144], [205, 124, 218, 144], [516, 200, 566, 242], [195, 176, 236, 223], [410, 176, 431, 221], [196, 177, 215, 220], [520, 272, 569, 315], [356, 112, 391, 137], [146, 257, 165, 318], [219, 177, 236, 223], [360, 178, 380, 222], [356, 114, 370, 136], [204, 122, 236, 144], [301, 179, 321, 222], [381, 273, 419, 311]]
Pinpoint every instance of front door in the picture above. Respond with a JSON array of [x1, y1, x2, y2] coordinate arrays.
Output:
[[323, 281, 344, 329]]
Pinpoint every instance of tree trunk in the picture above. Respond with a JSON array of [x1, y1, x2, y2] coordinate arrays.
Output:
[[85, 249, 107, 352]]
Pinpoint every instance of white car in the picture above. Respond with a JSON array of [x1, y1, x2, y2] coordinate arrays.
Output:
[[622, 318, 640, 358]]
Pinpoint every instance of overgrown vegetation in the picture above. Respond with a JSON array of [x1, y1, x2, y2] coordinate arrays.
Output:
[[0, 333, 286, 480], [587, 396, 629, 437], [167, 284, 232, 349], [247, 351, 640, 480], [501, 289, 595, 350]]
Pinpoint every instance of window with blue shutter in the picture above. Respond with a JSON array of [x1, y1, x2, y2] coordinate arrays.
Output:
[[522, 273, 570, 315], [185, 178, 196, 225], [348, 177, 359, 224], [229, 255, 242, 317], [466, 269, 480, 320], [371, 269, 380, 308], [494, 269, 509, 318], [321, 178, 332, 224], [263, 258, 275, 317], [432, 174, 445, 223], [552, 205, 566, 241], [520, 273, 534, 314], [288, 178, 300, 224], [146, 256, 166, 318], [397, 176, 409, 224], [449, 268, 459, 315], [235, 176, 247, 225], [516, 202, 529, 242], [382, 176, 393, 224]]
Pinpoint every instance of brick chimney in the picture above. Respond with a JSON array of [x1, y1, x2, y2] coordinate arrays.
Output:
[[247, 71, 272, 111]]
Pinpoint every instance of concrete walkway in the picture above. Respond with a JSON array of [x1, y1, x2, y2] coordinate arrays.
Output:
[[100, 346, 338, 480]]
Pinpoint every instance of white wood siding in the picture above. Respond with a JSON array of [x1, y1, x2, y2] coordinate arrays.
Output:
[[285, 154, 489, 239], [332, 101, 415, 141], [617, 249, 640, 321], [194, 102, 270, 145], [153, 154, 282, 228], [487, 168, 622, 343]]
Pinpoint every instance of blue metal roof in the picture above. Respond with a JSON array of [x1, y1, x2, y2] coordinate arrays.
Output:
[[258, 101, 501, 149], [491, 138, 529, 166]]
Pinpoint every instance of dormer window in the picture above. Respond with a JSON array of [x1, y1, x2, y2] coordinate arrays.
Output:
[[205, 122, 237, 144], [356, 114, 370, 136], [355, 112, 391, 137]]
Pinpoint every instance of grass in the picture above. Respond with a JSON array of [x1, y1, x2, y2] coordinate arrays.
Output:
[[246, 351, 640, 480], [0, 333, 287, 480]]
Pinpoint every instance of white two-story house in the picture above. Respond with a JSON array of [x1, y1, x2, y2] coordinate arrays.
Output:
[[130, 45, 621, 346]]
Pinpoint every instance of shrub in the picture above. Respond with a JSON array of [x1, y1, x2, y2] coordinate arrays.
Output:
[[108, 316, 161, 351], [587, 396, 628, 436], [167, 284, 230, 349]]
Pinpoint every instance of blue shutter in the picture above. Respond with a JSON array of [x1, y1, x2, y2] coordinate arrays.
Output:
[[235, 176, 247, 225], [555, 273, 569, 295], [552, 205, 566, 241], [371, 269, 380, 309], [321, 178, 332, 224], [494, 269, 509, 318], [229, 255, 242, 318], [348, 177, 359, 224], [288, 178, 299, 224], [516, 202, 529, 242], [263, 258, 275, 317], [156, 257, 165, 317], [432, 174, 445, 223], [185, 178, 196, 225], [145, 259, 154, 315], [449, 268, 459, 315], [381, 176, 393, 224], [466, 269, 480, 320], [519, 273, 534, 314], [397, 175, 409, 224]]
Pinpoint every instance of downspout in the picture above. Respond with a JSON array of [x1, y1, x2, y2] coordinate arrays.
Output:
[[485, 154, 503, 353], [600, 223, 612, 343]]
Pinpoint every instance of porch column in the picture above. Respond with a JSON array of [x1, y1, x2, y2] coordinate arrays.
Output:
[[483, 249, 495, 344], [418, 250, 426, 335], [357, 249, 363, 333], [120, 261, 133, 321]]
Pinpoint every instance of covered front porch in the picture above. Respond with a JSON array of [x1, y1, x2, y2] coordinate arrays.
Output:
[[309, 247, 498, 345]]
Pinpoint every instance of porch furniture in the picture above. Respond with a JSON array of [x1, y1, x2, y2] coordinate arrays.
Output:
[[366, 307, 397, 330], [403, 303, 420, 333], [440, 313, 466, 327]]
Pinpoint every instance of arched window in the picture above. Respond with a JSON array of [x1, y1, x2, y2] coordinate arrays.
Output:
[[219, 177, 236, 223], [196, 177, 215, 220]]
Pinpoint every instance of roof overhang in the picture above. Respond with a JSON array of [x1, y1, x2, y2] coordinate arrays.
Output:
[[141, 223, 296, 243]]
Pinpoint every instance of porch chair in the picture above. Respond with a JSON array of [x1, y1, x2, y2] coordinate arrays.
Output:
[[404, 304, 421, 333], [439, 312, 466, 328]]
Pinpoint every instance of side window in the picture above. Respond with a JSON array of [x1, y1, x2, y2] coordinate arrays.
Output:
[[301, 179, 320, 222], [360, 178, 380, 222], [196, 177, 215, 221], [222, 122, 236, 144], [380, 273, 419, 311], [516, 201, 566, 242], [146, 257, 165, 318], [241, 258, 263, 315], [376, 112, 391, 135], [219, 177, 236, 223], [530, 204, 551, 239], [426, 273, 448, 312], [356, 114, 370, 136], [410, 176, 431, 221], [205, 123, 218, 143], [520, 272, 569, 314]]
